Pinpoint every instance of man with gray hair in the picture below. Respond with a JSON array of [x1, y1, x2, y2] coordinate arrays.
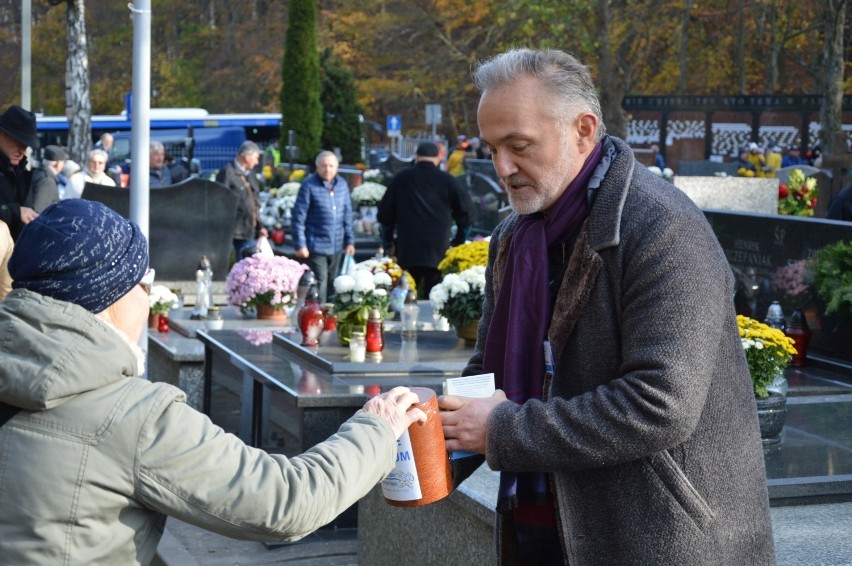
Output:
[[291, 150, 355, 302], [216, 140, 267, 258], [438, 48, 774, 565], [148, 141, 172, 187]]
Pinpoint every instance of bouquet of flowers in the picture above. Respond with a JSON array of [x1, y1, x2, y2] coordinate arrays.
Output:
[[770, 260, 812, 310], [331, 269, 394, 342], [225, 254, 308, 311], [737, 315, 796, 398], [429, 265, 486, 328], [350, 182, 387, 207], [438, 239, 489, 276], [648, 165, 674, 181], [149, 285, 179, 315], [288, 169, 307, 183], [355, 256, 416, 291], [363, 169, 384, 184], [778, 168, 818, 217]]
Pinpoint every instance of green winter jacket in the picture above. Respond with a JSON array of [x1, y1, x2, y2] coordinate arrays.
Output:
[[0, 289, 397, 565]]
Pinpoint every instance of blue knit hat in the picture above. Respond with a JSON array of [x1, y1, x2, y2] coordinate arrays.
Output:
[[9, 200, 149, 313]]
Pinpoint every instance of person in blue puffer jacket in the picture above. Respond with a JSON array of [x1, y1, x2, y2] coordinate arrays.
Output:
[[291, 151, 355, 302]]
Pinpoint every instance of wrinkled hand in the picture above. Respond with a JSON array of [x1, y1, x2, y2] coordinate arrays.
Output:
[[295, 247, 310, 259], [20, 206, 38, 224], [359, 386, 427, 439], [344, 244, 356, 256], [258, 227, 269, 238], [438, 390, 508, 454]]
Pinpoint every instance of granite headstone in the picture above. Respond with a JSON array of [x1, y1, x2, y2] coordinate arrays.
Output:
[[704, 210, 852, 363], [82, 177, 238, 280]]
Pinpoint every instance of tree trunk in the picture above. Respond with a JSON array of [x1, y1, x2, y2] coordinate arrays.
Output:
[[679, 0, 693, 94], [595, 0, 628, 140], [766, 4, 779, 93], [736, 0, 745, 94], [66, 0, 91, 164], [818, 0, 846, 155]]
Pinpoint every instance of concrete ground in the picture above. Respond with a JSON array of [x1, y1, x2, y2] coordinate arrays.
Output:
[[156, 502, 852, 566]]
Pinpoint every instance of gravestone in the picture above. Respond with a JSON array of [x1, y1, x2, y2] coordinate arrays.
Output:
[[704, 210, 852, 363], [82, 177, 238, 280], [459, 172, 506, 236], [673, 176, 778, 213], [678, 159, 739, 177]]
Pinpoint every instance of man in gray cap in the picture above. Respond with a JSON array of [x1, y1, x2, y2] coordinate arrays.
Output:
[[28, 145, 66, 212], [0, 105, 39, 240]]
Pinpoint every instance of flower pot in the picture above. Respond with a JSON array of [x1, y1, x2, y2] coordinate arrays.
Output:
[[256, 303, 288, 322], [454, 318, 479, 346], [756, 392, 787, 447], [148, 312, 161, 329]]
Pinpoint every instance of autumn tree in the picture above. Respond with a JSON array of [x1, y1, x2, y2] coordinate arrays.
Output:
[[320, 49, 363, 164], [818, 0, 847, 155], [281, 0, 322, 162]]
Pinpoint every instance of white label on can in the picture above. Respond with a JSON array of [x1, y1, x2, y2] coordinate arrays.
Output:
[[380, 430, 422, 501]]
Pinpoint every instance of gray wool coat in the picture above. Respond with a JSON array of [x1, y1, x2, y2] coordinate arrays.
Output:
[[462, 137, 775, 565]]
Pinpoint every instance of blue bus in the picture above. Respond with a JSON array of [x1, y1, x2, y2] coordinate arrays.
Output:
[[36, 108, 282, 173]]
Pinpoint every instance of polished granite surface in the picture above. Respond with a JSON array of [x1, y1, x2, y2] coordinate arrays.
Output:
[[199, 327, 852, 504]]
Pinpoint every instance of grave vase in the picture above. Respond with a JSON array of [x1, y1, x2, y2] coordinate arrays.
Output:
[[756, 392, 787, 447], [256, 303, 288, 322]]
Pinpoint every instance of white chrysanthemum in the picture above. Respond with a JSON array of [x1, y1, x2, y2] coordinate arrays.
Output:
[[373, 288, 387, 297], [648, 166, 662, 176], [429, 284, 448, 311], [334, 275, 356, 294], [353, 269, 376, 292], [373, 272, 392, 287]]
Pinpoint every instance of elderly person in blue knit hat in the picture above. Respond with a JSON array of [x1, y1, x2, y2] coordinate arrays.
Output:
[[0, 199, 425, 564]]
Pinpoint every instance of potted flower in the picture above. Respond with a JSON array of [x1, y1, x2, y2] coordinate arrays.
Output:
[[429, 265, 486, 345], [149, 285, 179, 329], [225, 254, 308, 320], [437, 239, 489, 276], [777, 168, 818, 217], [810, 240, 852, 357], [331, 269, 393, 345], [737, 315, 797, 446]]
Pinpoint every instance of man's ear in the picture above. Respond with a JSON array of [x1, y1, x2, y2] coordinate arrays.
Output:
[[576, 113, 599, 153]]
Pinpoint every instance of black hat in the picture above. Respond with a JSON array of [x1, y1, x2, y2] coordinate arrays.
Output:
[[416, 142, 440, 157], [0, 105, 38, 149], [44, 145, 69, 161]]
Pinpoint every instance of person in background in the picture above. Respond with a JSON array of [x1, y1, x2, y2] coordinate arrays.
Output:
[[746, 142, 767, 177], [59, 160, 87, 199], [291, 150, 355, 302], [216, 141, 268, 259], [438, 48, 774, 565], [28, 145, 65, 212], [781, 145, 806, 168], [827, 183, 852, 222], [0, 198, 426, 564], [736, 146, 757, 176], [83, 148, 116, 187], [378, 141, 471, 296], [447, 139, 475, 176], [0, 220, 11, 299], [0, 105, 39, 241], [93, 132, 114, 153], [764, 145, 782, 176], [149, 141, 173, 187], [651, 143, 665, 169]]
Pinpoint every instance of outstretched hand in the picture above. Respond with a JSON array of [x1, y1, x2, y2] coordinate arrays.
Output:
[[359, 386, 427, 438], [438, 390, 507, 454]]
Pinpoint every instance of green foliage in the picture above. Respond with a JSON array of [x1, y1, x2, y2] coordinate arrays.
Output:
[[281, 0, 323, 163], [811, 241, 852, 318], [320, 49, 364, 164]]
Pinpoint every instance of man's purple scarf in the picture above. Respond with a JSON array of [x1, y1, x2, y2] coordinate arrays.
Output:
[[483, 140, 603, 509]]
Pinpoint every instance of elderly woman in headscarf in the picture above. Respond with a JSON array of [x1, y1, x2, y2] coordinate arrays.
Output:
[[0, 199, 425, 564]]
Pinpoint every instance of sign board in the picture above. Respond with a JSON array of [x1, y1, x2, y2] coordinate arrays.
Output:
[[386, 115, 402, 138], [425, 104, 442, 126]]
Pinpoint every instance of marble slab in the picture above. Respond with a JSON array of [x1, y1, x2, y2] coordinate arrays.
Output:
[[674, 175, 778, 213]]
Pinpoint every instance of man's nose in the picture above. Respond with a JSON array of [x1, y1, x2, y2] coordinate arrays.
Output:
[[491, 151, 518, 179]]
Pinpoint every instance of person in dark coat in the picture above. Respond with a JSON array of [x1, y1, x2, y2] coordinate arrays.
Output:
[[28, 145, 66, 213], [378, 141, 471, 296], [827, 184, 852, 222], [216, 141, 267, 259], [291, 151, 355, 302], [438, 48, 775, 565], [0, 105, 39, 241]]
